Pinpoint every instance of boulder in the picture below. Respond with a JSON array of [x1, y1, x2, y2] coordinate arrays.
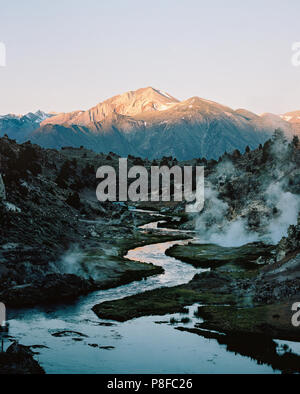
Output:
[[0, 341, 45, 374]]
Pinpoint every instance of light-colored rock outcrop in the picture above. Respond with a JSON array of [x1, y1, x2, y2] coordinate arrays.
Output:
[[0, 174, 6, 200], [281, 110, 300, 136]]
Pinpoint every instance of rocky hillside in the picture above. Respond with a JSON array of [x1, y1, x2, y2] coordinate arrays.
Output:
[[0, 136, 171, 307], [182, 131, 300, 247], [0, 130, 299, 309]]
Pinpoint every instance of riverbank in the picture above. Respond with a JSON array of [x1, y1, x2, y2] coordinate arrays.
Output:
[[93, 238, 300, 342], [0, 214, 189, 308], [0, 342, 45, 374], [0, 137, 189, 308], [93, 270, 236, 322], [3, 216, 299, 374]]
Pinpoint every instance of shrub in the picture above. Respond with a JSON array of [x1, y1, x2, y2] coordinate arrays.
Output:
[[66, 192, 81, 210]]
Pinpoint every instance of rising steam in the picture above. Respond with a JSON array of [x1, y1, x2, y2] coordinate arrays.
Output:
[[195, 136, 300, 247]]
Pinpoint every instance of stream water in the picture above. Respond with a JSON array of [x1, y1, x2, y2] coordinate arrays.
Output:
[[4, 217, 299, 374]]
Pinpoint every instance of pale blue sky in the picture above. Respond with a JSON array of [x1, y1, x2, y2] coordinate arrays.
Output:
[[0, 0, 299, 115]]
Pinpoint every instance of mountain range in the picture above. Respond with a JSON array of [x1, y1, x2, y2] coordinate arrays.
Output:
[[0, 87, 299, 160], [0, 110, 52, 142]]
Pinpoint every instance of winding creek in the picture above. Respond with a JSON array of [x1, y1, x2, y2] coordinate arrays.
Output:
[[4, 216, 300, 373]]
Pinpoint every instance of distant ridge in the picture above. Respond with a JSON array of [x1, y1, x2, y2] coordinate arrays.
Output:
[[1, 88, 299, 160]]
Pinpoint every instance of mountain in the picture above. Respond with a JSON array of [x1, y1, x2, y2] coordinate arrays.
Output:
[[281, 111, 300, 136], [1, 89, 298, 160], [42, 87, 179, 127], [0, 110, 52, 142]]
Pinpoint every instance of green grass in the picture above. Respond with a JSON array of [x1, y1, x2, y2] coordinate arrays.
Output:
[[92, 285, 236, 322], [166, 242, 274, 270]]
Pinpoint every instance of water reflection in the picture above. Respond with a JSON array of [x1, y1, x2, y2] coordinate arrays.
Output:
[[4, 218, 300, 374]]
